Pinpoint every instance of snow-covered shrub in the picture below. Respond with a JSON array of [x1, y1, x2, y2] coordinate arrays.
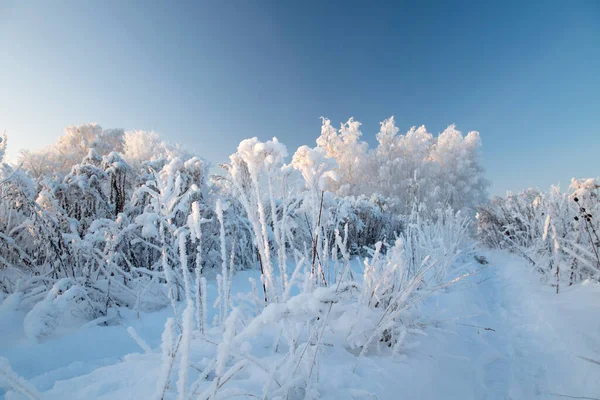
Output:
[[0, 131, 209, 333], [0, 162, 74, 283], [404, 206, 472, 283], [129, 156, 213, 312], [332, 194, 404, 255], [59, 149, 113, 233], [23, 278, 101, 341], [478, 178, 600, 287], [337, 238, 423, 355], [0, 162, 39, 283]]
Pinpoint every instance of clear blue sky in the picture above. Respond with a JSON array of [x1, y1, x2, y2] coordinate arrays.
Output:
[[1, 0, 598, 195]]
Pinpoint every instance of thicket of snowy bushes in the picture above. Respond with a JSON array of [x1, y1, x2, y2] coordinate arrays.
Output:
[[477, 178, 600, 291], [0, 118, 485, 397]]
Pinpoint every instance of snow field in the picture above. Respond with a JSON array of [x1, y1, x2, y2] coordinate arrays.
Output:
[[1, 251, 598, 399]]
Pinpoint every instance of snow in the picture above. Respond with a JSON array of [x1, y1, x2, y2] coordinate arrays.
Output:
[[1, 250, 599, 399], [0, 305, 170, 397]]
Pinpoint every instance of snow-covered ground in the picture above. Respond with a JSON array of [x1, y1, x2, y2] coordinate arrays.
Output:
[[1, 250, 599, 399]]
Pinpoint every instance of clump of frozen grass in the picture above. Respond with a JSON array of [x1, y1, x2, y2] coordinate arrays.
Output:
[[147, 214, 473, 399], [404, 206, 471, 283], [223, 137, 290, 303]]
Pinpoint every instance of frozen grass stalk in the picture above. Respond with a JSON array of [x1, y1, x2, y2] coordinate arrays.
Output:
[[0, 356, 40, 400], [177, 231, 194, 399]]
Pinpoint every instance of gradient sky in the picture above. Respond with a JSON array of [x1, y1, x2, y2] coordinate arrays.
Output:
[[1, 0, 598, 195]]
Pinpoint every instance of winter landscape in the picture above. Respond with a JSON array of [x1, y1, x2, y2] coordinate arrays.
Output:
[[1, 2, 599, 400]]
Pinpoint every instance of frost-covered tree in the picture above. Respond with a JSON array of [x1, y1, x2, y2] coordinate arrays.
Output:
[[122, 130, 189, 170], [316, 117, 488, 215], [18, 124, 124, 178], [429, 125, 488, 213], [316, 117, 370, 196], [374, 118, 435, 212]]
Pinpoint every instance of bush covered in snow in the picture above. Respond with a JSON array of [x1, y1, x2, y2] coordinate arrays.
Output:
[[477, 178, 600, 289]]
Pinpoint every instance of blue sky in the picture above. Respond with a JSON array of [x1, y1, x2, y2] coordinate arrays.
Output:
[[1, 0, 598, 195]]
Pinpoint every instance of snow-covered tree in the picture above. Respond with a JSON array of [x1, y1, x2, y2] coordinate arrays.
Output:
[[429, 125, 488, 213], [122, 130, 189, 170], [374, 118, 435, 212], [18, 124, 125, 178], [316, 117, 370, 195], [316, 117, 488, 216]]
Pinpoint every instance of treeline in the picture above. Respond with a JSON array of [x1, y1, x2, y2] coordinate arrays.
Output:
[[0, 118, 485, 336]]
